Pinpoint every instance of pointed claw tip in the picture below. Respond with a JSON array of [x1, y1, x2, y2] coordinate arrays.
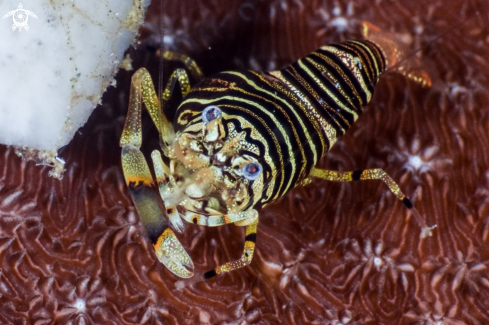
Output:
[[169, 212, 185, 233], [160, 254, 194, 278], [154, 229, 194, 278], [174, 280, 186, 291], [420, 224, 437, 239], [175, 273, 204, 290]]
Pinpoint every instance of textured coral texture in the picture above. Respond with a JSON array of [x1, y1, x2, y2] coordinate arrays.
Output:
[[1, 0, 489, 324]]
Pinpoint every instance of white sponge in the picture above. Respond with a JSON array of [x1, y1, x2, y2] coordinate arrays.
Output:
[[0, 0, 150, 175]]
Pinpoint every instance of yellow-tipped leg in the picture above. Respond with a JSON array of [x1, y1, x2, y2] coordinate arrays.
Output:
[[120, 67, 192, 153], [310, 167, 436, 238], [121, 146, 194, 277], [120, 67, 197, 277], [159, 50, 204, 82], [161, 68, 192, 105], [203, 219, 258, 280]]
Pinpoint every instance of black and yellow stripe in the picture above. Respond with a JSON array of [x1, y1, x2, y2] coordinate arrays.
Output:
[[175, 40, 386, 210]]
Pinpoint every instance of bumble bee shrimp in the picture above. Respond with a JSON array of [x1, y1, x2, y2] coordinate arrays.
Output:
[[119, 22, 435, 280]]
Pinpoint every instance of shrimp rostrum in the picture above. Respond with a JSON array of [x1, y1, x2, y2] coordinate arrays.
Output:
[[119, 25, 434, 280]]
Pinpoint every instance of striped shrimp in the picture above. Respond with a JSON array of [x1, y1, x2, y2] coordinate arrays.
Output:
[[119, 22, 435, 280]]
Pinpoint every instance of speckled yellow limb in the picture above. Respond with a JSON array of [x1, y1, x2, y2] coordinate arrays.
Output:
[[203, 218, 258, 279], [310, 167, 436, 238], [182, 209, 258, 227], [120, 68, 195, 278], [161, 68, 192, 107], [151, 150, 184, 233], [310, 168, 408, 200], [160, 50, 204, 82]]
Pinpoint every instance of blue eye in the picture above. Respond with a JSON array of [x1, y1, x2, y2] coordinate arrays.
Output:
[[242, 162, 262, 181], [202, 105, 222, 123]]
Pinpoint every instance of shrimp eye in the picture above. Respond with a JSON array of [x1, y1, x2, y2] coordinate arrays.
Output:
[[242, 162, 262, 181], [202, 105, 222, 123]]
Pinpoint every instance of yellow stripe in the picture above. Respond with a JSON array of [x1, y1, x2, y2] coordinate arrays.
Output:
[[232, 71, 322, 191], [298, 59, 356, 121], [312, 52, 364, 116], [125, 175, 153, 186], [180, 95, 283, 204], [352, 41, 381, 81], [226, 73, 308, 195], [225, 95, 291, 201], [264, 70, 326, 157], [305, 57, 358, 115], [320, 45, 372, 103], [269, 69, 338, 150]]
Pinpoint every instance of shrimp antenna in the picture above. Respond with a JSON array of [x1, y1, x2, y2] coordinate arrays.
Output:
[[157, 0, 164, 108], [364, 0, 476, 74]]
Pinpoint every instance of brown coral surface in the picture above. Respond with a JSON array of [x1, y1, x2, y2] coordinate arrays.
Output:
[[1, 0, 489, 324]]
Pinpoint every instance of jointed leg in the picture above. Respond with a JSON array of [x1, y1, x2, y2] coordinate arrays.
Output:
[[203, 218, 259, 279], [120, 68, 173, 149], [159, 50, 204, 82], [120, 68, 195, 278], [310, 167, 436, 238], [150, 150, 185, 232], [182, 209, 258, 227]]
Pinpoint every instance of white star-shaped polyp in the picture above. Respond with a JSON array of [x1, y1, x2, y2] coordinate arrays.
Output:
[[407, 155, 423, 170], [447, 82, 468, 98], [337, 238, 416, 293], [394, 136, 451, 175], [403, 144, 444, 173], [73, 298, 86, 312], [405, 249, 489, 323], [374, 256, 383, 268], [330, 17, 348, 32]]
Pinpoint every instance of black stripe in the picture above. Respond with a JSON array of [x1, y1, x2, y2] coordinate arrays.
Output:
[[315, 47, 370, 107], [294, 59, 355, 127], [281, 67, 346, 135], [358, 40, 386, 80], [246, 71, 322, 165], [345, 41, 377, 83], [245, 233, 257, 243], [402, 197, 413, 209], [277, 67, 336, 152], [204, 269, 218, 279], [176, 72, 291, 205], [309, 52, 362, 109], [221, 102, 286, 204], [220, 72, 314, 200], [353, 40, 384, 80], [302, 55, 358, 121], [352, 170, 363, 181], [337, 41, 382, 94], [336, 42, 376, 93], [289, 61, 351, 129]]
